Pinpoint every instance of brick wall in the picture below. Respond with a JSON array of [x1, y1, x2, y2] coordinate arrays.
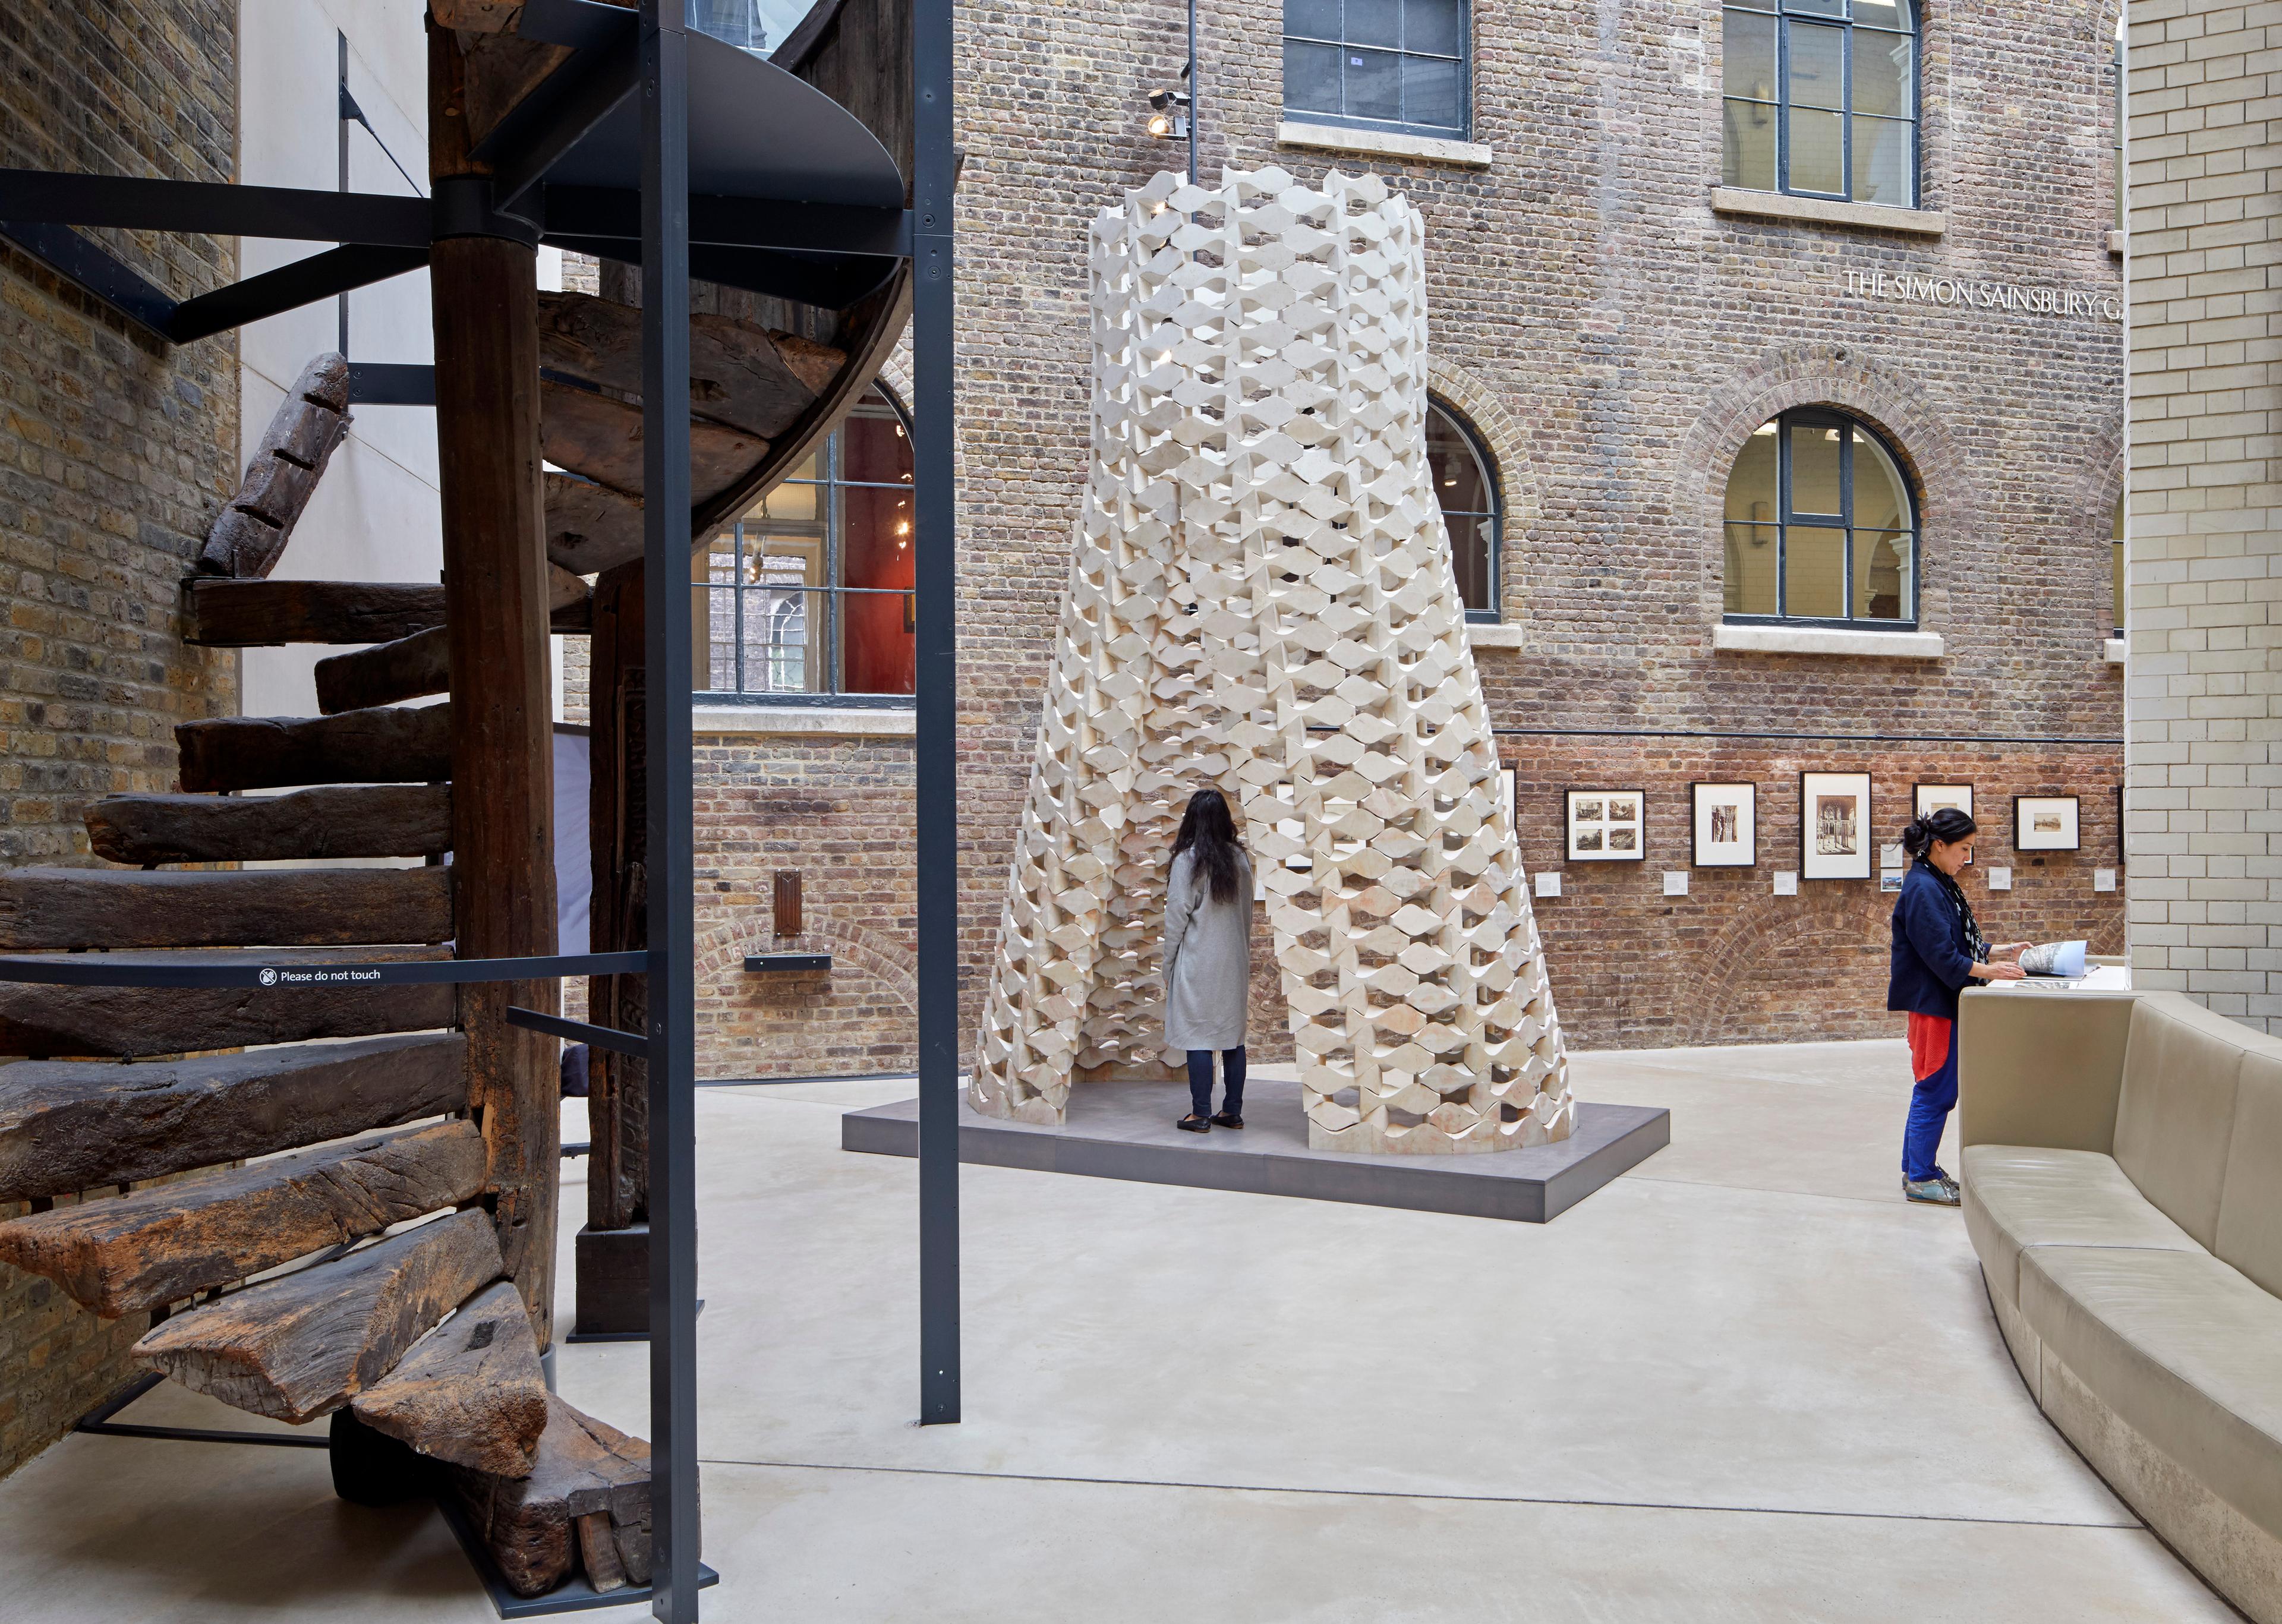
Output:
[[2122, 0, 2282, 1026], [623, 0, 2126, 1081], [0, 0, 239, 1477]]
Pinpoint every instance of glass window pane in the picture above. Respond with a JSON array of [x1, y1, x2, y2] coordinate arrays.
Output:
[[1788, 106, 1845, 194], [1346, 0, 1401, 48], [1726, 0, 1774, 9], [1724, 10, 1776, 99], [1345, 46, 1402, 121], [1854, 529, 1911, 620], [1446, 512, 1493, 615], [1725, 523, 1780, 615], [750, 586, 824, 694], [1851, 0, 1912, 28], [1852, 428, 1909, 531], [1427, 409, 1490, 513], [1402, 53, 1464, 130], [1405, 0, 1463, 56], [1723, 99, 1777, 189], [1850, 29, 1910, 116], [1786, 526, 1846, 619], [1725, 422, 1779, 522], [1789, 419, 1844, 516], [1785, 0, 1844, 15], [1788, 23, 1845, 109], [1285, 40, 1343, 114], [2113, 496, 2126, 635], [1852, 115, 1912, 204], [1287, 0, 1342, 39]]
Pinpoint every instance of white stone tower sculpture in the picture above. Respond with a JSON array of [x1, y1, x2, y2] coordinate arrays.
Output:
[[971, 166, 1571, 1155]]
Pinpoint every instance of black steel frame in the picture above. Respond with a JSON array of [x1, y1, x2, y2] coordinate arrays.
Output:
[[0, 0, 965, 1616]]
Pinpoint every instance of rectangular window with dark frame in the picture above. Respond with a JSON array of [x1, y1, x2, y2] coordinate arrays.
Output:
[[694, 388, 916, 699], [1284, 0, 1470, 141], [1722, 0, 1917, 208], [1722, 409, 1918, 628]]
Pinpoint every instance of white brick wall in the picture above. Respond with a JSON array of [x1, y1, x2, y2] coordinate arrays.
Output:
[[2125, 0, 2282, 1025]]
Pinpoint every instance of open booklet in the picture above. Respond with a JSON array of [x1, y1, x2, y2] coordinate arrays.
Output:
[[2019, 940, 2088, 977]]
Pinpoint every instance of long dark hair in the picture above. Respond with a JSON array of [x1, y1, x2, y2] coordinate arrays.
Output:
[[1900, 807, 1977, 864], [1171, 787, 1245, 905]]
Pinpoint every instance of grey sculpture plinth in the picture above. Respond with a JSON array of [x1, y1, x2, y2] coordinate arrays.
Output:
[[844, 1079, 1668, 1224]]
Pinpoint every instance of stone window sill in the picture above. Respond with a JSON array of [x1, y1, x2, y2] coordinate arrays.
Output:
[[1709, 187, 1946, 237], [1466, 622, 1523, 649], [1277, 119, 1493, 169], [2104, 637, 2126, 666], [692, 703, 915, 737], [1715, 623, 1944, 659]]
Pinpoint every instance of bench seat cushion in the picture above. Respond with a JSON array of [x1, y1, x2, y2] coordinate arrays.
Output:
[[2021, 1245, 2282, 1541], [1961, 1143, 2201, 1303]]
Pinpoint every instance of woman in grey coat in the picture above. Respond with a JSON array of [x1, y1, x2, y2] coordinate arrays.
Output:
[[1164, 787, 1253, 1133]]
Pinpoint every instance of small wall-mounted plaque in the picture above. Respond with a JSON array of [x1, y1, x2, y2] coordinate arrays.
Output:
[[745, 953, 831, 975], [1987, 866, 2013, 891], [2094, 868, 2117, 893], [773, 871, 802, 937], [1534, 871, 1561, 898], [1773, 871, 1798, 896], [1662, 871, 1688, 897]]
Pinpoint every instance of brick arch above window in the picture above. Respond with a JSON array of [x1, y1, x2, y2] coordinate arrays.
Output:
[[1424, 357, 1536, 631], [1677, 345, 1975, 641]]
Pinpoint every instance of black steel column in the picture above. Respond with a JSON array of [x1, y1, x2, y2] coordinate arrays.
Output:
[[639, 3, 701, 1619], [913, 0, 962, 1427]]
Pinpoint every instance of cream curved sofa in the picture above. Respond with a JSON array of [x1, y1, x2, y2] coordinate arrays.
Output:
[[1959, 988, 2282, 1624]]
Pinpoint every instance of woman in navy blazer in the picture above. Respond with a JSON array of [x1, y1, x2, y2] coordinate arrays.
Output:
[[1889, 807, 2028, 1204]]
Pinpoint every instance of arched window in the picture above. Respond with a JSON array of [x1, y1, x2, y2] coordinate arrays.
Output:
[[698, 385, 915, 696], [1722, 0, 1918, 207], [1426, 398, 1499, 620], [1722, 409, 1917, 626]]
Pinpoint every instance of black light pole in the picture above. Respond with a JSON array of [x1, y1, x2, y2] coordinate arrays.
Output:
[[913, 0, 962, 1426], [1187, 0, 1199, 185], [639, 1, 701, 1617]]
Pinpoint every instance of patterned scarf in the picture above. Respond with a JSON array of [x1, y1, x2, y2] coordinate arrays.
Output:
[[1925, 860, 1990, 964]]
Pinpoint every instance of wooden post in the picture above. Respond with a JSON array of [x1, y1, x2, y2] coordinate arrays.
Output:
[[430, 21, 562, 1346], [587, 559, 647, 1237]]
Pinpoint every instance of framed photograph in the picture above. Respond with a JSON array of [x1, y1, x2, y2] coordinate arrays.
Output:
[[1914, 783, 1974, 864], [1567, 789, 1645, 862], [1915, 783, 1972, 822], [2015, 794, 2081, 852], [1800, 772, 1873, 881], [1691, 781, 1757, 867]]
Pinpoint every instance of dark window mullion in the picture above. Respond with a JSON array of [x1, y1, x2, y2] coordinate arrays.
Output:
[[1776, 416, 1791, 619], [1839, 427, 1855, 620], [733, 521, 746, 693]]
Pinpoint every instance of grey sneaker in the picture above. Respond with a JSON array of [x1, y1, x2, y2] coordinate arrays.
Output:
[[1903, 1175, 1960, 1206]]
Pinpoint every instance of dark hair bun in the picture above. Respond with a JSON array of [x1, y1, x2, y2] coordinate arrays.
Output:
[[1901, 806, 1977, 859]]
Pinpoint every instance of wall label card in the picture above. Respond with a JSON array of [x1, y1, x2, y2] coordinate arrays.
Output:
[[1987, 866, 2013, 891], [1663, 871, 1689, 896], [1773, 870, 1799, 896], [2094, 868, 2117, 893], [1535, 870, 1562, 898]]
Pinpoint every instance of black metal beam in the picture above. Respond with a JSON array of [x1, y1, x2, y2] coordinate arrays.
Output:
[[913, 0, 962, 1429], [348, 362, 438, 406], [639, 4, 701, 1619], [539, 185, 908, 257], [0, 169, 431, 247], [505, 1005, 651, 1059], [166, 243, 429, 343], [0, 221, 175, 339], [476, 32, 642, 211]]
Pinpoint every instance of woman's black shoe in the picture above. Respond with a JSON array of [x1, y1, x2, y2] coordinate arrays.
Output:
[[1211, 1112, 1244, 1129], [1176, 1114, 1210, 1133]]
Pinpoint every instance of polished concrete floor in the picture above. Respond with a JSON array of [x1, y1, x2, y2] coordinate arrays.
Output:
[[0, 1039, 2240, 1622]]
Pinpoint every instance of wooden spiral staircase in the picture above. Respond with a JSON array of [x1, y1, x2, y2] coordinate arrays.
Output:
[[0, 0, 911, 1600]]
